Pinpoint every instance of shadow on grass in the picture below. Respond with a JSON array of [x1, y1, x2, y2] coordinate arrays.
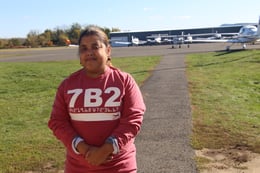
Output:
[[131, 66, 185, 74], [193, 50, 251, 67], [214, 49, 245, 56]]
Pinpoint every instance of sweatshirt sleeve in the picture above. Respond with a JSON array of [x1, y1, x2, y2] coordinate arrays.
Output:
[[48, 80, 78, 152], [111, 74, 146, 149]]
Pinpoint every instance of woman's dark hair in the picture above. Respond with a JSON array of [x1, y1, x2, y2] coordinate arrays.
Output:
[[78, 26, 109, 46]]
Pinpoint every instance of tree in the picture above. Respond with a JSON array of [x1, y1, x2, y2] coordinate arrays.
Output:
[[38, 29, 53, 47], [25, 30, 40, 47], [58, 33, 69, 46], [51, 28, 68, 46], [8, 38, 21, 47], [67, 23, 81, 44], [111, 27, 121, 32], [18, 24, 123, 48], [102, 27, 111, 39], [43, 29, 53, 46], [0, 39, 8, 48]]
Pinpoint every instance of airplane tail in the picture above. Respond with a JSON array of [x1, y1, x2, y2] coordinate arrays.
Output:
[[257, 16, 260, 36], [131, 36, 140, 45], [131, 36, 134, 41]]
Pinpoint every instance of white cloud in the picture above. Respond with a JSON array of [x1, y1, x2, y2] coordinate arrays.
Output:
[[174, 15, 192, 20], [179, 15, 191, 19], [143, 7, 153, 12], [22, 15, 33, 20], [148, 15, 164, 21]]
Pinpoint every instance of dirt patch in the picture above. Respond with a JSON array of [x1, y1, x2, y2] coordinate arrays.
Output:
[[196, 146, 260, 173], [24, 162, 64, 173]]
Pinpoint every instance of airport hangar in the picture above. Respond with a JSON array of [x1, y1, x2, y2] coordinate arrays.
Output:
[[109, 25, 243, 47]]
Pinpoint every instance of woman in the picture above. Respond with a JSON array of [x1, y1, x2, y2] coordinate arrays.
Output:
[[48, 26, 146, 173]]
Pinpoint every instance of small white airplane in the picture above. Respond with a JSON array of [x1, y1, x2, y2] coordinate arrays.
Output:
[[169, 31, 239, 49], [186, 16, 260, 51], [115, 36, 147, 46], [169, 32, 193, 48], [146, 35, 162, 44], [147, 33, 191, 46]]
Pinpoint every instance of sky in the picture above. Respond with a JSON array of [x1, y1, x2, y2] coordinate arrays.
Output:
[[1, 0, 260, 38]]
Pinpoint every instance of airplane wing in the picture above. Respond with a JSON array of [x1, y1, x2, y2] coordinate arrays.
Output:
[[187, 32, 238, 37], [185, 39, 229, 43], [115, 39, 147, 45], [169, 32, 238, 40], [114, 41, 132, 45], [186, 37, 258, 43], [138, 40, 147, 44]]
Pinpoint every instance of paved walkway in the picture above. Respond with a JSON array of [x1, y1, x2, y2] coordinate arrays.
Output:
[[135, 52, 197, 173]]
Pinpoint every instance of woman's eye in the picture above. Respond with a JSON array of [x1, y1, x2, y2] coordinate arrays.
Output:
[[79, 44, 102, 53], [80, 47, 87, 52], [92, 45, 101, 50]]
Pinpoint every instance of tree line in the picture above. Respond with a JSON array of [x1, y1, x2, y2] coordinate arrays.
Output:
[[0, 23, 120, 49]]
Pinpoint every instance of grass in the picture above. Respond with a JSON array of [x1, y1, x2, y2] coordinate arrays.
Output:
[[1, 48, 260, 172], [186, 49, 260, 153], [0, 56, 161, 173]]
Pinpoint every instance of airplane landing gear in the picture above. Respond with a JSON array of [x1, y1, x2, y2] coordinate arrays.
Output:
[[226, 46, 230, 51]]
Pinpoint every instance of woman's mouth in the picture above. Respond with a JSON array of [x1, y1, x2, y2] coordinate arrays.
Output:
[[85, 57, 97, 61]]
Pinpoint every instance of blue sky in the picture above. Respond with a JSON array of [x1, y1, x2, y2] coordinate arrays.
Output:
[[1, 0, 260, 38]]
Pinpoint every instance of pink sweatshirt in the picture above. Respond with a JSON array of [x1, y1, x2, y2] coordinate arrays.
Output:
[[48, 66, 145, 173]]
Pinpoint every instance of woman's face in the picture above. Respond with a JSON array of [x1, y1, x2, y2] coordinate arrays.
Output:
[[79, 35, 111, 76]]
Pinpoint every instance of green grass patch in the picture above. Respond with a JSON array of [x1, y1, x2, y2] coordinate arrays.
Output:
[[0, 56, 161, 172], [186, 50, 260, 153]]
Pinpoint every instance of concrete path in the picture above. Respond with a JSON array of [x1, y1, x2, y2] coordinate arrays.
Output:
[[136, 51, 197, 173], [134, 43, 260, 172]]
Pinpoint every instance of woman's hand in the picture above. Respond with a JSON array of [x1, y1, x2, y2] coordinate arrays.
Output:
[[85, 143, 114, 166]]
